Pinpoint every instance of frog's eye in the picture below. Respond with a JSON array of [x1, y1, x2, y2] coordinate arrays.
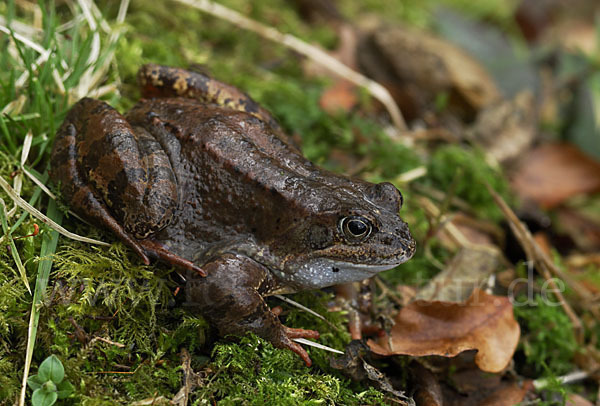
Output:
[[340, 216, 372, 242]]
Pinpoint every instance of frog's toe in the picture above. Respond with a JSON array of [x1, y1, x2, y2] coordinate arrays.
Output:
[[138, 239, 207, 276], [280, 326, 320, 367], [286, 339, 313, 367], [283, 326, 320, 340]]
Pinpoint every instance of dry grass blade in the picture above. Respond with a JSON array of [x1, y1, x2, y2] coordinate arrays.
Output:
[[6, 131, 33, 218], [292, 338, 344, 355], [173, 0, 407, 133], [21, 167, 56, 200], [485, 183, 587, 343], [0, 176, 110, 246], [274, 294, 339, 331], [417, 195, 503, 256]]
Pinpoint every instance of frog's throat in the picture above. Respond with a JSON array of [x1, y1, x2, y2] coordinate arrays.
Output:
[[273, 256, 412, 291]]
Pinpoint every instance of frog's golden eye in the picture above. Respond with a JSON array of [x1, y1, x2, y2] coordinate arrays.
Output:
[[340, 216, 372, 242]]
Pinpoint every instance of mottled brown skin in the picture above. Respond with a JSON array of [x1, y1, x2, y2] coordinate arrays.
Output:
[[50, 64, 416, 366]]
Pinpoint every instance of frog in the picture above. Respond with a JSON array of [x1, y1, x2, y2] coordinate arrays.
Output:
[[50, 64, 416, 366]]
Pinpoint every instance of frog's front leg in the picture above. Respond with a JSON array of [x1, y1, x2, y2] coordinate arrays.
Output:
[[51, 98, 205, 276], [186, 254, 320, 366]]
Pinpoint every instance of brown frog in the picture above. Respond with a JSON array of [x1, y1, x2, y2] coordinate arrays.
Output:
[[50, 64, 416, 366]]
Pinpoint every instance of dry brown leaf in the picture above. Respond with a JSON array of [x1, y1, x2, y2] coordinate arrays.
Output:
[[451, 221, 495, 247], [319, 80, 358, 113], [477, 381, 532, 406], [566, 393, 595, 406], [416, 247, 501, 302], [368, 289, 520, 373], [511, 143, 600, 208], [557, 208, 600, 252], [358, 25, 501, 121], [468, 90, 536, 163]]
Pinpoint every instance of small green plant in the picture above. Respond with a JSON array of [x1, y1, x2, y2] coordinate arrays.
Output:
[[27, 355, 74, 406]]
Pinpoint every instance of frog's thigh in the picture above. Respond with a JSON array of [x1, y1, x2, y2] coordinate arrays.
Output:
[[137, 64, 282, 132], [70, 99, 178, 239], [50, 99, 150, 264]]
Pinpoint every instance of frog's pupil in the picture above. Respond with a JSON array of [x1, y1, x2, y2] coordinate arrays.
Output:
[[348, 219, 367, 236]]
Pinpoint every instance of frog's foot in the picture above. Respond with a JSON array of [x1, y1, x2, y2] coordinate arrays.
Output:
[[138, 239, 206, 276], [279, 326, 320, 367]]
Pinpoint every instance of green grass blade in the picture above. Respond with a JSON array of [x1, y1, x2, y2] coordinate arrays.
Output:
[[18, 198, 62, 406], [0, 198, 31, 293]]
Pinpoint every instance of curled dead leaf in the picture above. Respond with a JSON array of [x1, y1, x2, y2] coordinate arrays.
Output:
[[368, 289, 520, 373]]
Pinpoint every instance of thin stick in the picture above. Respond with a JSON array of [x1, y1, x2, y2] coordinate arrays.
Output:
[[173, 0, 407, 133], [486, 183, 586, 343]]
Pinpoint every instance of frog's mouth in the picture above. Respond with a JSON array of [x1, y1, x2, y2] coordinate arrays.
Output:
[[280, 256, 412, 291]]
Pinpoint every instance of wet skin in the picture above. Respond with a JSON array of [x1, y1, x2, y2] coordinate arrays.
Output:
[[50, 64, 416, 365]]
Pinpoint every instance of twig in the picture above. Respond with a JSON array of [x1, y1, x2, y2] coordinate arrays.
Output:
[[485, 183, 588, 343], [173, 0, 407, 133], [89, 336, 125, 348]]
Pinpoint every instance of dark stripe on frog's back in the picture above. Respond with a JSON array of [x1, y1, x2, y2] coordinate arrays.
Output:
[[138, 64, 282, 133]]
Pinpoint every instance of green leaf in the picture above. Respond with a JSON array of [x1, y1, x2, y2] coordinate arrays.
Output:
[[42, 381, 57, 392], [31, 388, 58, 406], [37, 355, 64, 384], [27, 374, 45, 391], [56, 380, 74, 399]]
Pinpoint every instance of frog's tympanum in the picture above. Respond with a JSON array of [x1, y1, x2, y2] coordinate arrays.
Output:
[[51, 64, 416, 366]]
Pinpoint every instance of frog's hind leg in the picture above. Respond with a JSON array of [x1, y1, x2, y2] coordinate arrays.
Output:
[[51, 98, 205, 277], [137, 63, 282, 133], [51, 112, 151, 265]]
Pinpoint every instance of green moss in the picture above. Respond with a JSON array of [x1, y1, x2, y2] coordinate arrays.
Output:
[[514, 295, 577, 377], [422, 144, 512, 221], [338, 0, 515, 29], [194, 334, 386, 405]]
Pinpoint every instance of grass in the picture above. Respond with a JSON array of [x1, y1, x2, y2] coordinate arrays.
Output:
[[0, 0, 586, 404]]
